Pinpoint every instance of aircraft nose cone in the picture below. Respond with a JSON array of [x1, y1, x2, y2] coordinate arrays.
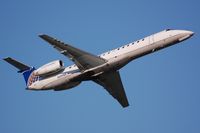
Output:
[[178, 30, 194, 42], [187, 31, 194, 37]]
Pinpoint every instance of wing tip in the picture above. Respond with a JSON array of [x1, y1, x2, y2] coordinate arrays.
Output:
[[3, 57, 11, 61], [120, 98, 129, 108], [38, 34, 47, 38], [122, 102, 129, 108]]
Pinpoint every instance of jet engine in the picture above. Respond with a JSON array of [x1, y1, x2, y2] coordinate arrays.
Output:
[[34, 60, 64, 76]]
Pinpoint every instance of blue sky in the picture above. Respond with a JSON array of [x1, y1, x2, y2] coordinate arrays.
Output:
[[0, 0, 200, 133]]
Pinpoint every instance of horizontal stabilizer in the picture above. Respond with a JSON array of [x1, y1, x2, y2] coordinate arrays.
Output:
[[3, 57, 31, 73]]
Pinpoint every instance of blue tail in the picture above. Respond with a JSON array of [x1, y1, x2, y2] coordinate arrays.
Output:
[[22, 67, 36, 86]]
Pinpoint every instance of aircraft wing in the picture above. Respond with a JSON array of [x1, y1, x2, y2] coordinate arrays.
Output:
[[39, 34, 106, 71], [93, 71, 129, 108]]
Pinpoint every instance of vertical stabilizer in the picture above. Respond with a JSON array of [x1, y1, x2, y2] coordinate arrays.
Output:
[[22, 67, 36, 86]]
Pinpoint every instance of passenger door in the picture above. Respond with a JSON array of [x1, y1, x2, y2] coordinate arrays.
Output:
[[149, 34, 154, 44]]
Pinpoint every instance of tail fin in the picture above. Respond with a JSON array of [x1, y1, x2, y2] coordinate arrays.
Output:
[[3, 57, 36, 86], [22, 67, 36, 85]]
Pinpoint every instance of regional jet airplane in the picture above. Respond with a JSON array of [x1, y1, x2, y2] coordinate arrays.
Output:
[[4, 29, 194, 107]]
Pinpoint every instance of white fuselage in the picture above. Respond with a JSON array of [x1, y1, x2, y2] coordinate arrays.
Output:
[[28, 29, 194, 90]]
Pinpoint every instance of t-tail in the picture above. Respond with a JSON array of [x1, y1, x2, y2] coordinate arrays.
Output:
[[3, 57, 36, 88]]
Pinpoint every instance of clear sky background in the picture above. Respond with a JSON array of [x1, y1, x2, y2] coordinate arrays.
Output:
[[0, 0, 199, 133]]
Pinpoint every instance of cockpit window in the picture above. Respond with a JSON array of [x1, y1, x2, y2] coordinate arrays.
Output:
[[166, 29, 172, 31]]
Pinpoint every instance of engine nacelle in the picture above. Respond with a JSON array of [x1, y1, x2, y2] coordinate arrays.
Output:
[[34, 60, 64, 76]]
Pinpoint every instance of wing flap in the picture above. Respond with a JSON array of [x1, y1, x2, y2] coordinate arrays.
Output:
[[93, 71, 129, 108]]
